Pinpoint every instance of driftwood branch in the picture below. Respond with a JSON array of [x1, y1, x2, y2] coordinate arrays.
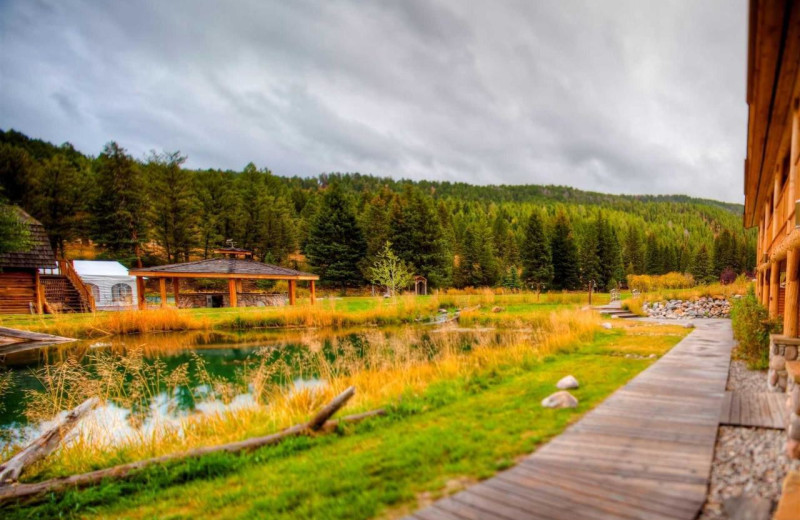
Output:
[[0, 388, 378, 506], [0, 398, 99, 484], [307, 386, 355, 430]]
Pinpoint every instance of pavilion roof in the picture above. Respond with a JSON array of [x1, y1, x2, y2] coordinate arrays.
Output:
[[129, 258, 318, 280]]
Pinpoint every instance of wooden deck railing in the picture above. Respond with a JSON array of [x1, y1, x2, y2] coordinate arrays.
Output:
[[57, 259, 96, 312]]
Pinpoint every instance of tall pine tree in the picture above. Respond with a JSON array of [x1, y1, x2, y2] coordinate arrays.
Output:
[[550, 211, 580, 290], [306, 183, 366, 291], [520, 210, 553, 293]]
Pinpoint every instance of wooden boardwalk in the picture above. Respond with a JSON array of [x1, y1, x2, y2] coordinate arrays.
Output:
[[719, 391, 787, 429], [406, 319, 734, 520]]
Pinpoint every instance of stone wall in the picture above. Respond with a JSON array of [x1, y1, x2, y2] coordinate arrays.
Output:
[[643, 298, 732, 319], [787, 366, 800, 459], [177, 292, 287, 308], [769, 335, 800, 393]]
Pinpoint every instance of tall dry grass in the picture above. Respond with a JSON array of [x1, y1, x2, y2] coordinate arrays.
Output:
[[3, 291, 603, 339], [5, 308, 601, 480]]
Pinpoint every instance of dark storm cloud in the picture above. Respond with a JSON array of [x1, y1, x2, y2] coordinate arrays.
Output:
[[0, 0, 748, 201]]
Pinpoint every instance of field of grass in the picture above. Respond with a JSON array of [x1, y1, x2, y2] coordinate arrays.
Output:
[[3, 320, 688, 519], [0, 291, 609, 339]]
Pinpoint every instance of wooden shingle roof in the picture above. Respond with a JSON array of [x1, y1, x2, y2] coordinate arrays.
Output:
[[129, 258, 318, 280], [0, 207, 55, 270]]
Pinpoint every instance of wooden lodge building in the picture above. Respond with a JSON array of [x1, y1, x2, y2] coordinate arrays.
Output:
[[748, 0, 800, 331], [0, 207, 95, 314], [745, 0, 800, 460], [128, 248, 319, 309]]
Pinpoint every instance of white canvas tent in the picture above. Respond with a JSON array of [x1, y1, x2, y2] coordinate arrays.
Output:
[[73, 260, 137, 311]]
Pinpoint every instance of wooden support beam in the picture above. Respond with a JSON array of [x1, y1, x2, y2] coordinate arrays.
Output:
[[288, 279, 296, 305], [172, 278, 180, 308], [236, 279, 243, 293], [228, 278, 237, 308], [770, 263, 781, 318], [159, 278, 167, 309], [33, 270, 43, 315], [763, 268, 771, 307], [136, 277, 146, 310], [309, 280, 316, 305], [787, 249, 800, 337]]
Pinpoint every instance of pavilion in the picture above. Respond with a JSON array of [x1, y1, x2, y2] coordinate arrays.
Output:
[[128, 248, 319, 310]]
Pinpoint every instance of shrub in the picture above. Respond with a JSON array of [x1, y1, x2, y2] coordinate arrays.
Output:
[[730, 286, 781, 369], [626, 272, 695, 292]]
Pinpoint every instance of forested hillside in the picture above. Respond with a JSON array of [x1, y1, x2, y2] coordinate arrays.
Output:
[[0, 129, 754, 291]]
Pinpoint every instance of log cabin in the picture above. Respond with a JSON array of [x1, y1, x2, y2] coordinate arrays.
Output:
[[744, 0, 800, 460], [746, 0, 800, 332], [0, 207, 55, 314]]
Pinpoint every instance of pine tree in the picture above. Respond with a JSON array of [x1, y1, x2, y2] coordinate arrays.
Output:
[[306, 183, 367, 291], [91, 142, 147, 262], [145, 151, 198, 263], [691, 244, 713, 284], [623, 226, 645, 274], [520, 210, 553, 293], [644, 233, 661, 274], [31, 152, 89, 256], [389, 187, 449, 286], [550, 211, 580, 290]]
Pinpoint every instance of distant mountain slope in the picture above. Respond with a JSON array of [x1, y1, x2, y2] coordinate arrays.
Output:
[[0, 128, 753, 285]]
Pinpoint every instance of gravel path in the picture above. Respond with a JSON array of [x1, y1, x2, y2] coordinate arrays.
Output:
[[699, 360, 800, 519], [726, 360, 767, 394]]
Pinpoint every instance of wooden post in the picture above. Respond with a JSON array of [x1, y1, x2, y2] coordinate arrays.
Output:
[[236, 280, 243, 293], [786, 249, 800, 337], [228, 278, 237, 308], [33, 270, 43, 314], [763, 268, 771, 307], [159, 278, 167, 309], [288, 279, 296, 305], [770, 263, 780, 318], [309, 280, 316, 305], [136, 276, 146, 310], [172, 278, 180, 308]]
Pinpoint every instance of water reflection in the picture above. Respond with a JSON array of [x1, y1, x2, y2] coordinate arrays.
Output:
[[0, 325, 520, 450]]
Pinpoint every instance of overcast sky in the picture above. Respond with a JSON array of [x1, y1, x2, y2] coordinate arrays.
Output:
[[0, 0, 748, 202]]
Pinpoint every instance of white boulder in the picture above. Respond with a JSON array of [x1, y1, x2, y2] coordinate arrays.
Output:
[[556, 375, 579, 390], [541, 391, 579, 409]]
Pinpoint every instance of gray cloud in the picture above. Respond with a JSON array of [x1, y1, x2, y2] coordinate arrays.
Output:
[[0, 0, 748, 202]]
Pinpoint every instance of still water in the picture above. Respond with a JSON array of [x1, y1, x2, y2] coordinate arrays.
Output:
[[0, 325, 513, 449]]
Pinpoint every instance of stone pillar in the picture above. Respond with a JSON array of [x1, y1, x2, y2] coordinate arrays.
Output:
[[769, 335, 800, 392], [786, 363, 800, 459]]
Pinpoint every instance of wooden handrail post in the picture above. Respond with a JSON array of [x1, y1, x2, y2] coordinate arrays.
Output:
[[228, 278, 238, 308], [786, 249, 800, 336], [159, 278, 167, 309], [770, 263, 780, 318], [310, 280, 316, 305]]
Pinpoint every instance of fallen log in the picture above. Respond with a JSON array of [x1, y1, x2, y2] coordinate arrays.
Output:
[[0, 387, 381, 506], [0, 397, 99, 484]]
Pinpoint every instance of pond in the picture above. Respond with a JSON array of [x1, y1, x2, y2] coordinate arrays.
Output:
[[0, 324, 522, 450]]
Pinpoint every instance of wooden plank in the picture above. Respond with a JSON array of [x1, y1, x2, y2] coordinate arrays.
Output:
[[719, 392, 787, 429], [407, 321, 734, 520], [719, 391, 732, 423]]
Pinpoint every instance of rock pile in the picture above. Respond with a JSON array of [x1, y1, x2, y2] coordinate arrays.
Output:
[[643, 298, 731, 319]]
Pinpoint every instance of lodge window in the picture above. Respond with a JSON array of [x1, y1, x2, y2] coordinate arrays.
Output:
[[87, 283, 100, 302], [111, 283, 133, 304]]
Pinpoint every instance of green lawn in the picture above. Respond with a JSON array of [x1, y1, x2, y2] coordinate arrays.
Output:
[[4, 325, 686, 520]]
